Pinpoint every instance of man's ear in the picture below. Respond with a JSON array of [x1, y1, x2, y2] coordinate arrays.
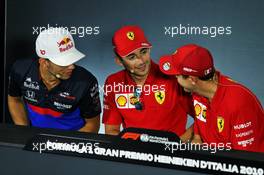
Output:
[[39, 58, 46, 65], [39, 58, 49, 68], [115, 57, 124, 67]]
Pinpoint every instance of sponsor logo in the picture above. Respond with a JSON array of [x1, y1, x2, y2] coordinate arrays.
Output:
[[183, 67, 198, 73], [217, 116, 224, 133], [154, 90, 165, 104], [40, 50, 46, 55], [194, 100, 207, 122], [162, 62, 171, 71], [26, 90, 35, 98], [24, 77, 40, 90], [57, 37, 73, 53], [121, 132, 141, 140], [121, 132, 170, 144], [59, 92, 76, 100], [90, 84, 99, 98], [126, 32, 135, 40], [140, 134, 150, 142], [115, 93, 136, 109], [140, 134, 170, 144], [57, 37, 71, 47], [234, 122, 252, 130], [129, 96, 138, 105], [54, 101, 72, 109], [204, 68, 212, 75], [116, 95, 127, 107], [235, 130, 254, 138], [24, 90, 37, 102], [237, 137, 254, 147]]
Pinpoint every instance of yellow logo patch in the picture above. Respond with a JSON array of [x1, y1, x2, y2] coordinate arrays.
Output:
[[154, 91, 165, 104], [194, 104, 202, 116], [217, 116, 224, 133], [127, 32, 135, 40], [116, 95, 127, 107], [193, 100, 207, 122]]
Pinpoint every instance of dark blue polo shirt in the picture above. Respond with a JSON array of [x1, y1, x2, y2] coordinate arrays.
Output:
[[8, 58, 101, 130]]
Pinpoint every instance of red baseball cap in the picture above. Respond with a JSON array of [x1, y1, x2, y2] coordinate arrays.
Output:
[[159, 44, 214, 77], [112, 25, 152, 57]]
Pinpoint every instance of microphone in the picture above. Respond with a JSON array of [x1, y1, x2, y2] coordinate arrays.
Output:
[[47, 69, 62, 79], [55, 74, 62, 79]]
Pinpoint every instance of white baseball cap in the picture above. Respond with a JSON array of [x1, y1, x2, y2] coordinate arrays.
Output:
[[36, 27, 85, 66]]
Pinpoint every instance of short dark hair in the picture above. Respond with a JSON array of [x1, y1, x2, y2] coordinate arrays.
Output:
[[199, 68, 215, 81], [114, 50, 122, 59]]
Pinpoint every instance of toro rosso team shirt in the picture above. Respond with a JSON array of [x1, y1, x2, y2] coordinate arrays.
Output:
[[103, 61, 194, 136], [193, 72, 264, 152], [8, 58, 101, 130]]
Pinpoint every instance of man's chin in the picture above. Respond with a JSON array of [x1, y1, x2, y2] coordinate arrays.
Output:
[[60, 76, 71, 80], [183, 88, 192, 93]]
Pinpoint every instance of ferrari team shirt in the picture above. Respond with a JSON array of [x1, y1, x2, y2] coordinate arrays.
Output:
[[103, 61, 194, 136], [193, 72, 264, 152]]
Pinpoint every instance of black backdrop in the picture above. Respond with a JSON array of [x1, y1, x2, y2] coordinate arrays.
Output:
[[1, 0, 6, 123]]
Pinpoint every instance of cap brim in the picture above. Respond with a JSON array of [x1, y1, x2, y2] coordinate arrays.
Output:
[[159, 55, 181, 75], [49, 48, 85, 66], [117, 42, 152, 57]]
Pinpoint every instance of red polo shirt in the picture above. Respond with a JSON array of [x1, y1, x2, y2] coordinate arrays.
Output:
[[103, 61, 194, 136], [193, 72, 264, 152]]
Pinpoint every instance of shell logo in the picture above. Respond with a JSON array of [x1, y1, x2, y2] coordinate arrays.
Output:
[[116, 95, 127, 107], [195, 104, 202, 117]]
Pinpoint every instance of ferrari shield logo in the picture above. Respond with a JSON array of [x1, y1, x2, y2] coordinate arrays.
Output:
[[155, 91, 165, 104], [127, 32, 135, 40], [217, 116, 224, 133]]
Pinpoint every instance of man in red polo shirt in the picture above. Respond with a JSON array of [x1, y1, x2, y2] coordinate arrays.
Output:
[[159, 44, 264, 152], [103, 26, 194, 141]]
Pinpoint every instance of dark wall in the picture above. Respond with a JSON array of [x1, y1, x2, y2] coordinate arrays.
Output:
[[4, 0, 264, 125], [1, 0, 6, 122]]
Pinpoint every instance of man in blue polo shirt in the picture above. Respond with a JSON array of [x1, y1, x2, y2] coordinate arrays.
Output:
[[8, 27, 101, 133]]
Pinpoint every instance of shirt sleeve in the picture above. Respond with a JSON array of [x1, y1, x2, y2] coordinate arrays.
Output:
[[182, 93, 195, 118], [8, 61, 23, 97], [176, 81, 195, 118], [79, 76, 101, 118], [230, 92, 264, 152], [102, 77, 123, 125], [193, 119, 199, 135]]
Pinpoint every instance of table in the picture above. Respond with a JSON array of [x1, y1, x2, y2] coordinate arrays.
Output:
[[0, 124, 263, 175]]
